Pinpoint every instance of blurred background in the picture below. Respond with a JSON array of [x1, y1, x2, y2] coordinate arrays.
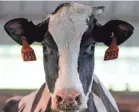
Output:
[[0, 1, 139, 112]]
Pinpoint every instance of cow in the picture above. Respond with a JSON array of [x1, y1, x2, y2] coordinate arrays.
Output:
[[3, 2, 134, 112]]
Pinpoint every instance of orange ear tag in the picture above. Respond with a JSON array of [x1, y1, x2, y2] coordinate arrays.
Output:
[[21, 36, 36, 61], [104, 37, 119, 61]]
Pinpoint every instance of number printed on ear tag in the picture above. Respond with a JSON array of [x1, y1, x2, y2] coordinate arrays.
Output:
[[104, 47, 119, 61], [21, 36, 36, 61], [104, 37, 119, 61], [22, 49, 36, 61]]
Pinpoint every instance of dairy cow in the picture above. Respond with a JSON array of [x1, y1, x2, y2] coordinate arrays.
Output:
[[3, 2, 134, 112]]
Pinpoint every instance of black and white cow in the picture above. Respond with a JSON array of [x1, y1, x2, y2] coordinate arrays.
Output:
[[3, 2, 134, 112]]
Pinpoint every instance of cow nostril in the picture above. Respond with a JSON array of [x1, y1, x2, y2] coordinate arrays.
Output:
[[56, 95, 63, 103], [75, 95, 81, 105]]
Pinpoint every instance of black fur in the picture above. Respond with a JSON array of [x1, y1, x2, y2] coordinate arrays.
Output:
[[4, 18, 49, 45], [3, 100, 20, 112], [78, 31, 95, 94], [42, 32, 59, 93], [93, 20, 134, 46]]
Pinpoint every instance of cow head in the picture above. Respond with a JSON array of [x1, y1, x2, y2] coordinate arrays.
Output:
[[4, 2, 134, 112]]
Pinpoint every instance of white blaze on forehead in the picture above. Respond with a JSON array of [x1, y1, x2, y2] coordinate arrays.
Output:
[[48, 3, 95, 110], [48, 3, 92, 91]]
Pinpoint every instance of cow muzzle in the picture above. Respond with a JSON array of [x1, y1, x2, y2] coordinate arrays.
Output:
[[51, 89, 81, 111]]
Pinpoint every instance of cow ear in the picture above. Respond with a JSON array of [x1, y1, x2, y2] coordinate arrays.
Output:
[[4, 18, 48, 45], [4, 18, 49, 61], [93, 20, 134, 46]]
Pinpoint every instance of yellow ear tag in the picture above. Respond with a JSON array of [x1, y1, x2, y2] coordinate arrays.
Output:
[[21, 36, 36, 61], [104, 37, 119, 61]]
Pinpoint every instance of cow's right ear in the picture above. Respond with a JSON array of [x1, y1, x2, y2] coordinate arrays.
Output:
[[93, 20, 134, 46], [4, 18, 48, 45]]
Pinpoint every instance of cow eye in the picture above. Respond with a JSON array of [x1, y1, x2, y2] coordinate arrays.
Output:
[[42, 44, 51, 55], [87, 43, 95, 54]]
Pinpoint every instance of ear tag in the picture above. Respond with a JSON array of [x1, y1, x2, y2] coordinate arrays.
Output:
[[104, 34, 119, 61], [21, 36, 36, 61]]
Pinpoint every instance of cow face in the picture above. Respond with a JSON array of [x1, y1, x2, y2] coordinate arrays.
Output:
[[41, 3, 104, 111], [4, 2, 134, 112]]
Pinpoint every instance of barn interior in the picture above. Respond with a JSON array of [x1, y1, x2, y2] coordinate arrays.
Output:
[[0, 1, 139, 112]]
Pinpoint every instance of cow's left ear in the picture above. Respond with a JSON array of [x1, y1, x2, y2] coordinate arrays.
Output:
[[93, 20, 134, 46], [4, 18, 49, 61], [4, 18, 48, 45]]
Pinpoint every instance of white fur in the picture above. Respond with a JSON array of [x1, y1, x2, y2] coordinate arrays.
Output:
[[93, 93, 107, 112], [18, 91, 38, 112], [48, 3, 93, 110], [86, 73, 95, 103], [93, 75, 119, 112]]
